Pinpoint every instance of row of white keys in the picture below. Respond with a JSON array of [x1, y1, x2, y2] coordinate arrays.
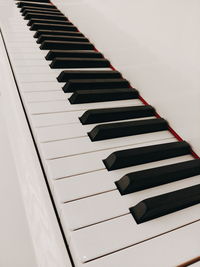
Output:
[[80, 220, 200, 267], [54, 153, 196, 203], [27, 98, 142, 114], [66, 201, 200, 264], [5, 4, 200, 267], [45, 138, 176, 179], [40, 130, 171, 158], [58, 154, 199, 229], [5, 13, 112, 84], [30, 103, 151, 127], [36, 115, 156, 141]]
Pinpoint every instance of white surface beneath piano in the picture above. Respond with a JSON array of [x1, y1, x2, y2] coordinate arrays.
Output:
[[0, 1, 199, 267]]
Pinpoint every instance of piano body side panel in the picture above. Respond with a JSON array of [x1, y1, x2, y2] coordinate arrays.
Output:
[[0, 79, 37, 267], [54, 0, 200, 155], [0, 25, 72, 267]]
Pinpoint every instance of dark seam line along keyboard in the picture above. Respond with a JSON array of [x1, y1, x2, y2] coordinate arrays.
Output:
[[16, 0, 200, 226]]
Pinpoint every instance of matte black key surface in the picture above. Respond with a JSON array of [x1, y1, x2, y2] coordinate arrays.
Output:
[[116, 159, 200, 195], [130, 184, 200, 224], [24, 12, 65, 20], [17, 0, 50, 1], [18, 0, 50, 3], [57, 70, 121, 82], [50, 58, 108, 69], [37, 35, 89, 44], [28, 19, 71, 27], [21, 6, 58, 14], [30, 23, 76, 31], [88, 118, 168, 141], [41, 41, 92, 50], [18, 2, 55, 8], [47, 50, 103, 61], [103, 141, 191, 171], [69, 88, 139, 104], [80, 105, 155, 125], [63, 78, 129, 92], [22, 9, 62, 16], [34, 30, 83, 38], [21, 7, 58, 14]]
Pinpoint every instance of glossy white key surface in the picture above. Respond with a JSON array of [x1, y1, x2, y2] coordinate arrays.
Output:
[[2, 1, 200, 267], [61, 173, 199, 231], [69, 206, 200, 263], [46, 138, 176, 179], [23, 91, 65, 102], [21, 82, 62, 92], [28, 99, 143, 114], [41, 131, 172, 159], [81, 221, 200, 267], [53, 155, 194, 203], [32, 111, 83, 127], [37, 115, 155, 141]]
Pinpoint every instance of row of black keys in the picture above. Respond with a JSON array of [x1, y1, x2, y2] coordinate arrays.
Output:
[[17, 1, 200, 224], [18, 1, 142, 104]]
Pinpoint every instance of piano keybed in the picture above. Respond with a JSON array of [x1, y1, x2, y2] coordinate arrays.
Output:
[[1, 0, 200, 266]]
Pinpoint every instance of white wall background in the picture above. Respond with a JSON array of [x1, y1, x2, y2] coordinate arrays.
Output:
[[54, 0, 200, 155]]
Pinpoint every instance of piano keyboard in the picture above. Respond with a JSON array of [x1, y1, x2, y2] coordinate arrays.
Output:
[[1, 0, 200, 266]]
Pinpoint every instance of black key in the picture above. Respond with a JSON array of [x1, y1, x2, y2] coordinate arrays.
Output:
[[34, 30, 83, 38], [130, 184, 200, 224], [41, 41, 93, 51], [103, 141, 191, 171], [51, 58, 109, 69], [21, 6, 58, 13], [37, 35, 89, 44], [80, 105, 155, 125], [17, 0, 50, 3], [88, 118, 168, 141], [22, 9, 62, 17], [57, 70, 121, 82], [17, 2, 55, 8], [24, 12, 66, 20], [28, 19, 71, 27], [47, 50, 103, 61], [116, 159, 200, 195], [30, 23, 76, 31], [63, 78, 129, 92], [69, 88, 139, 104]]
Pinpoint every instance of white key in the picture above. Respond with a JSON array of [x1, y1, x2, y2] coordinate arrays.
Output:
[[14, 60, 48, 67], [16, 68, 112, 82], [20, 82, 63, 92], [19, 74, 59, 83], [40, 131, 172, 159], [81, 221, 200, 267], [7, 42, 40, 48], [32, 111, 84, 127], [31, 110, 152, 128], [6, 36, 34, 42], [28, 99, 143, 114], [16, 66, 60, 75], [68, 206, 200, 263], [23, 91, 66, 102], [53, 154, 193, 203], [11, 53, 46, 60], [46, 138, 176, 180], [38, 123, 92, 143], [60, 162, 199, 231], [36, 114, 156, 141], [7, 46, 40, 53]]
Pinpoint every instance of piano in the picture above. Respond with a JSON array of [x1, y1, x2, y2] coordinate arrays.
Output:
[[0, 0, 199, 266]]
